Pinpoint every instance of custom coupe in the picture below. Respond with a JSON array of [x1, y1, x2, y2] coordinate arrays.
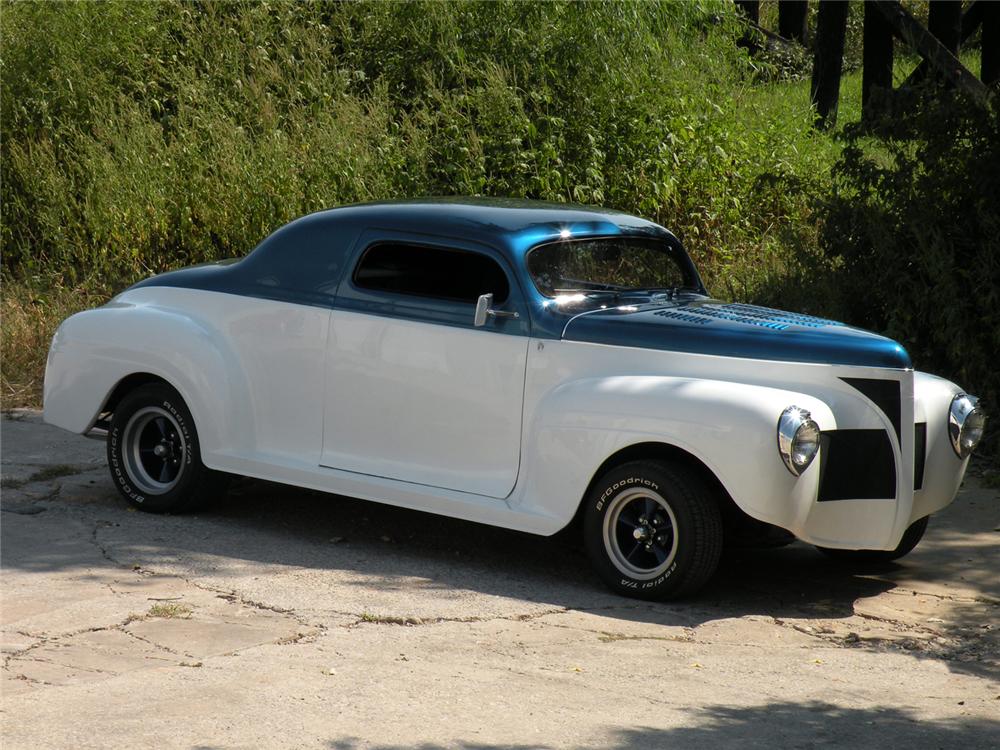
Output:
[[44, 199, 986, 599]]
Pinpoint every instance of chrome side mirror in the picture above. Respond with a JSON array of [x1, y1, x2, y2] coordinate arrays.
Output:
[[474, 293, 493, 327], [474, 293, 519, 327]]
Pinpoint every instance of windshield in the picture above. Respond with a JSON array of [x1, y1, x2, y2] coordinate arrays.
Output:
[[526, 236, 698, 301]]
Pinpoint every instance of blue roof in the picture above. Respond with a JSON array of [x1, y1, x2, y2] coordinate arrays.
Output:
[[302, 198, 674, 260], [130, 198, 912, 368]]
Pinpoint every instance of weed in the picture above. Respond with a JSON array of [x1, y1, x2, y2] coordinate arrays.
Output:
[[0, 465, 81, 489], [147, 602, 193, 619], [28, 465, 82, 483]]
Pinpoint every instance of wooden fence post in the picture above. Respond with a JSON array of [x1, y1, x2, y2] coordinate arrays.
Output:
[[927, 0, 962, 55], [983, 0, 999, 85], [778, 1, 809, 45], [734, 0, 759, 24], [735, 0, 761, 52], [873, 0, 991, 105], [902, 2, 987, 87], [863, 1, 894, 120], [811, 0, 850, 129]]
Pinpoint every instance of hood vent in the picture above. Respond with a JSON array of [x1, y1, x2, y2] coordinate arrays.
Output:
[[654, 303, 841, 331], [654, 310, 711, 325]]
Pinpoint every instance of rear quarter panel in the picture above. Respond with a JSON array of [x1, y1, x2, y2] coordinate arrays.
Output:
[[43, 288, 329, 470]]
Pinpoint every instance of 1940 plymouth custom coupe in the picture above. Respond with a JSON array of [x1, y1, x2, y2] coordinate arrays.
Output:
[[44, 199, 986, 599]]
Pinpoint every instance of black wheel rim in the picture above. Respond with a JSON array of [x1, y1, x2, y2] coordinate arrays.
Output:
[[122, 406, 186, 495], [602, 487, 679, 580]]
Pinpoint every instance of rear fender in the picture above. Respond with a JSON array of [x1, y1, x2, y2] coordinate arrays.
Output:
[[43, 301, 254, 457]]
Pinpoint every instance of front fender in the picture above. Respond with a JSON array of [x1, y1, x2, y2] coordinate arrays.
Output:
[[43, 300, 255, 458], [517, 375, 836, 533]]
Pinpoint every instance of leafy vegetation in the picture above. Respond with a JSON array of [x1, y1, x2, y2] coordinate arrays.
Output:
[[0, 1, 835, 288], [1, 0, 997, 465], [822, 92, 1000, 426]]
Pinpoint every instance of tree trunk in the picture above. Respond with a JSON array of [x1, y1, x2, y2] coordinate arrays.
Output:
[[863, 1, 894, 120], [810, 0, 850, 129], [778, 1, 809, 45]]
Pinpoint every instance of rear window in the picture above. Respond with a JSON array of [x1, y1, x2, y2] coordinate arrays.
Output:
[[353, 243, 509, 303]]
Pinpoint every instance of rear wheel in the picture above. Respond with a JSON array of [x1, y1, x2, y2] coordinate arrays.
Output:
[[107, 382, 227, 513], [817, 516, 929, 563], [583, 460, 723, 600]]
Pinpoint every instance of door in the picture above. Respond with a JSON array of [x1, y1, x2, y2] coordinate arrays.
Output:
[[321, 232, 530, 498]]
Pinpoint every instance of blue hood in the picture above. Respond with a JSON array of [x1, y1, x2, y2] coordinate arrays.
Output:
[[561, 300, 911, 369]]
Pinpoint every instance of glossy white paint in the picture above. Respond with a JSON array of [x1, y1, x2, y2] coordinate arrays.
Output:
[[513, 339, 930, 550], [913, 371, 970, 521], [44, 288, 328, 468], [322, 310, 528, 497], [43, 286, 971, 550]]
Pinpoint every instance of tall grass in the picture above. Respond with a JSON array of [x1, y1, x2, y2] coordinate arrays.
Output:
[[1, 1, 839, 292], [1, 283, 108, 406]]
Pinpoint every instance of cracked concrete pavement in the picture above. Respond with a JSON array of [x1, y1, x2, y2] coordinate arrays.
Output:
[[2, 410, 999, 749]]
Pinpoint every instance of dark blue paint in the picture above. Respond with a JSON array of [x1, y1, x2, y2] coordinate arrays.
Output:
[[129, 199, 911, 369], [332, 227, 532, 336], [130, 199, 687, 337], [562, 301, 912, 369]]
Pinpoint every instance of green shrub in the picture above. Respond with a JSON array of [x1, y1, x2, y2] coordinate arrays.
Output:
[[818, 91, 1000, 457], [1, 0, 835, 295]]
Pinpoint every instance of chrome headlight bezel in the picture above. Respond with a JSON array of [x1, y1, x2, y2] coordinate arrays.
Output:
[[948, 393, 985, 459], [777, 406, 821, 476]]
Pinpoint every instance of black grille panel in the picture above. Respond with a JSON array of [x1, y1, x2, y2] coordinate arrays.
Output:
[[914, 422, 927, 491], [818, 429, 896, 501], [841, 377, 902, 441]]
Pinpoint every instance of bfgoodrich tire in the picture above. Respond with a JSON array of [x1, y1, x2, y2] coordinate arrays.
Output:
[[817, 516, 929, 564], [107, 382, 228, 513], [583, 460, 723, 600]]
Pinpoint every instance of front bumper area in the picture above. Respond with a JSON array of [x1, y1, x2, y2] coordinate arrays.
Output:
[[727, 369, 970, 552], [795, 371, 968, 550]]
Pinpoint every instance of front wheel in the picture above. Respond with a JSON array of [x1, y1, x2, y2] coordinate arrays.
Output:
[[107, 382, 228, 513], [816, 516, 929, 564], [583, 460, 723, 600]]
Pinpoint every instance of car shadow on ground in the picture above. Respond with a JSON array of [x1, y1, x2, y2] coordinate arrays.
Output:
[[7, 471, 998, 679], [20, 474, 900, 622], [310, 700, 1000, 749]]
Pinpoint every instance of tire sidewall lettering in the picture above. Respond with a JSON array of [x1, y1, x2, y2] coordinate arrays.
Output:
[[620, 561, 677, 590], [109, 426, 143, 503], [110, 394, 196, 506], [595, 476, 659, 512], [162, 399, 194, 468], [595, 472, 679, 593]]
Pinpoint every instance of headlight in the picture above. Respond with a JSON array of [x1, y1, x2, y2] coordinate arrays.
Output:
[[777, 406, 821, 476], [949, 394, 986, 459]]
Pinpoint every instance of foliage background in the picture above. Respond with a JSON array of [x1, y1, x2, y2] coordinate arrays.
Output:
[[1, 0, 997, 463]]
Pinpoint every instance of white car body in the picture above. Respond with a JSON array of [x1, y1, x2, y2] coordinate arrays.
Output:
[[44, 200, 975, 554]]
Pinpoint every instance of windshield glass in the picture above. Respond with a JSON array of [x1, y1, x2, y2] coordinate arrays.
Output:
[[526, 237, 697, 300]]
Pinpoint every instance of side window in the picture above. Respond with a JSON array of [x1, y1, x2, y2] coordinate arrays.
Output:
[[353, 243, 510, 304]]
